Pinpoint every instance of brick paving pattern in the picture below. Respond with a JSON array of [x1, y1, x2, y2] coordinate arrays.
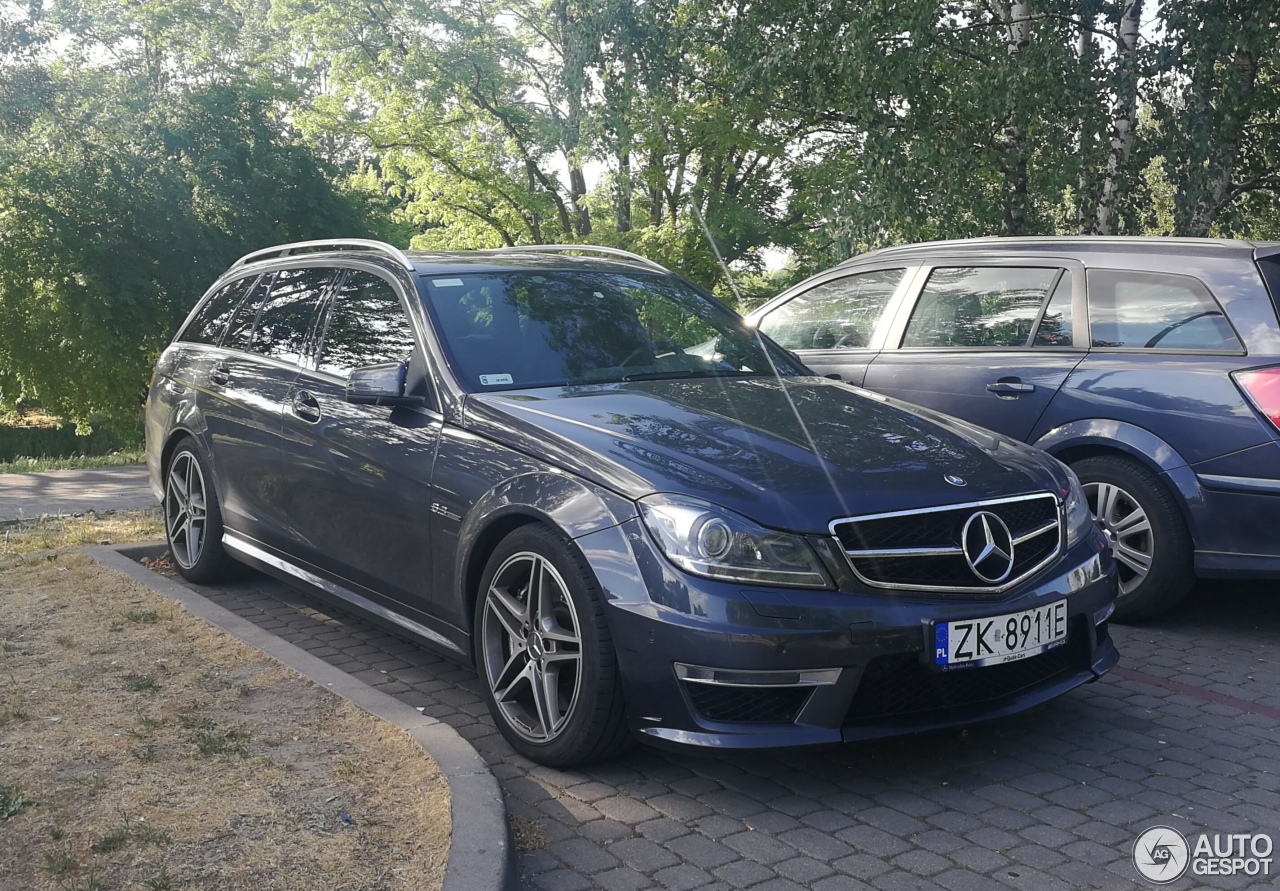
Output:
[[173, 568, 1280, 891]]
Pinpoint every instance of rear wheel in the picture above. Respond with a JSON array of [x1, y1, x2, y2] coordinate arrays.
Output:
[[1070, 454, 1194, 622], [474, 525, 630, 766], [164, 441, 234, 584]]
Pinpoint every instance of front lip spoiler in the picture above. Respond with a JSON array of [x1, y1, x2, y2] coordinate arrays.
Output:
[[635, 637, 1119, 753]]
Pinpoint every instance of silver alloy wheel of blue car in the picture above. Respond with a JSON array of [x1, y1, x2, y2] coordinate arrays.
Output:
[[1085, 480, 1153, 596], [165, 449, 209, 570], [480, 551, 585, 743]]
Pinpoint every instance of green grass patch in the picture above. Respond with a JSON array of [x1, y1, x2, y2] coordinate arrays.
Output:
[[124, 675, 162, 693], [193, 725, 251, 757], [0, 780, 33, 819], [0, 450, 145, 474]]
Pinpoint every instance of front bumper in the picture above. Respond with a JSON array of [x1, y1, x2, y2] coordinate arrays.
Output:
[[577, 519, 1118, 751]]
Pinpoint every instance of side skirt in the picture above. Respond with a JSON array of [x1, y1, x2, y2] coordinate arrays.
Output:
[[223, 531, 470, 661]]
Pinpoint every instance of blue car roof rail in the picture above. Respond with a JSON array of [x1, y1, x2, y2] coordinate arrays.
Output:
[[231, 239, 415, 272], [487, 244, 671, 275]]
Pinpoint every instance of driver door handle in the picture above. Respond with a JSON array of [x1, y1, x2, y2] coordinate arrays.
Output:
[[291, 390, 322, 424]]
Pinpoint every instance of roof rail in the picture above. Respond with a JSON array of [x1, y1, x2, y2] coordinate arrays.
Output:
[[489, 244, 670, 274], [231, 239, 415, 272]]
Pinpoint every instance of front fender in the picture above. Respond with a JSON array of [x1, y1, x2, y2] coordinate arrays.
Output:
[[451, 471, 639, 638]]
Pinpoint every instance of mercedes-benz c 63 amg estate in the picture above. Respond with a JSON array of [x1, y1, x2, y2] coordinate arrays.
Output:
[[145, 240, 1118, 766]]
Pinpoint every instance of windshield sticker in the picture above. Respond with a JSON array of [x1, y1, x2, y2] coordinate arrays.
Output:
[[432, 278, 464, 287], [479, 373, 514, 386]]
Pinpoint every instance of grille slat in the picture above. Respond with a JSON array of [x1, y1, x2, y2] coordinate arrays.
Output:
[[831, 494, 1062, 593]]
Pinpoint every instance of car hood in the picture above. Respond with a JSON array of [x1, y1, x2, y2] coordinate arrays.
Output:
[[463, 376, 1065, 533]]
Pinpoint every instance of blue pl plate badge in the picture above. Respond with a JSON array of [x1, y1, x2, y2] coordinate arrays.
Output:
[[479, 373, 514, 386]]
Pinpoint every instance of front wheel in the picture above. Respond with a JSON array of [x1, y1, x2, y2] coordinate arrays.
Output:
[[1070, 455, 1194, 622], [474, 525, 630, 766]]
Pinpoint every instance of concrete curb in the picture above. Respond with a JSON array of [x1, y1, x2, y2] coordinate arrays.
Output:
[[85, 542, 519, 891]]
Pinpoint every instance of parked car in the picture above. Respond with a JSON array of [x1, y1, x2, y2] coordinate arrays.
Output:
[[750, 236, 1280, 621], [146, 239, 1117, 766]]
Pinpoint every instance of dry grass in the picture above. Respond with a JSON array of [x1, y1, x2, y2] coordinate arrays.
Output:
[[0, 510, 164, 569], [0, 516, 450, 891]]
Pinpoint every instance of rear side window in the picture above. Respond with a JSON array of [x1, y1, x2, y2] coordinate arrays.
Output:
[[178, 277, 254, 345], [315, 270, 415, 377], [222, 273, 274, 353], [248, 267, 337, 365], [758, 269, 903, 351], [902, 267, 1065, 348], [1087, 269, 1241, 352]]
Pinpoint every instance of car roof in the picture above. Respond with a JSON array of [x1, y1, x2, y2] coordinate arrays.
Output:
[[839, 236, 1280, 269]]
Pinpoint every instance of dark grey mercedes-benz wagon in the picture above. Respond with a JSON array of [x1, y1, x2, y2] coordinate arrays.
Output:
[[145, 240, 1118, 765]]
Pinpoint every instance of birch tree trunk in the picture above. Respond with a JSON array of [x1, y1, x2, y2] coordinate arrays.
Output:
[[1092, 0, 1143, 235], [998, 0, 1032, 234]]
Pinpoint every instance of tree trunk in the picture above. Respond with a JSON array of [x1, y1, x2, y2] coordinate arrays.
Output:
[[569, 163, 591, 236], [616, 145, 632, 233], [1092, 0, 1142, 235], [998, 0, 1032, 235]]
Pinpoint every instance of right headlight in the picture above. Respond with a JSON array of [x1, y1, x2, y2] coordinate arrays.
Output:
[[1062, 465, 1095, 549], [638, 494, 832, 589]]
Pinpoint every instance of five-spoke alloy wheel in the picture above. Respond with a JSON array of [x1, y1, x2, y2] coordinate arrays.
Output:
[[164, 440, 233, 583], [475, 525, 629, 766], [481, 551, 584, 744], [1071, 455, 1193, 622]]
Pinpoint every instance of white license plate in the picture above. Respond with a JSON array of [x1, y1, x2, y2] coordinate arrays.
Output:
[[934, 600, 1067, 669]]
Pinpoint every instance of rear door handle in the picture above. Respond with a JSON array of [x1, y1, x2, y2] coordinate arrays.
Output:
[[209, 363, 230, 386], [291, 390, 321, 424], [986, 381, 1035, 395]]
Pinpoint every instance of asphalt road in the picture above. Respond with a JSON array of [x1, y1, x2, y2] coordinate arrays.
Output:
[[0, 465, 154, 522]]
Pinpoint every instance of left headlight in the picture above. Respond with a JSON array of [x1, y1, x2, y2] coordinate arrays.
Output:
[[638, 494, 832, 589], [1062, 464, 1095, 549]]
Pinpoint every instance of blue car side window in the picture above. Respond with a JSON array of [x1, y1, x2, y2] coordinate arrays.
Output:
[[1087, 269, 1242, 351]]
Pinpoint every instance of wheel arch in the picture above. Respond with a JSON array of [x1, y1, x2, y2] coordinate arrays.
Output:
[[455, 472, 637, 662], [1033, 419, 1206, 545]]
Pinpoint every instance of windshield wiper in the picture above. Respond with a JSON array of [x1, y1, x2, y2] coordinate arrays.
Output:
[[620, 369, 762, 382]]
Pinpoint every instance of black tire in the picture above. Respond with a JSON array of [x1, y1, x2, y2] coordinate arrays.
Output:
[[1070, 454, 1194, 622], [473, 524, 630, 766], [163, 440, 235, 584]]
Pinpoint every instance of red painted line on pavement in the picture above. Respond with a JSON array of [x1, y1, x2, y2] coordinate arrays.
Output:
[[1110, 666, 1280, 721]]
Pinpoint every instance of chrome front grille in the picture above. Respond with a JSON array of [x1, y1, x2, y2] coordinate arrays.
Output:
[[830, 493, 1062, 594]]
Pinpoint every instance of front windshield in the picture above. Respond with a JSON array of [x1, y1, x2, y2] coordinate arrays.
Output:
[[420, 270, 805, 391]]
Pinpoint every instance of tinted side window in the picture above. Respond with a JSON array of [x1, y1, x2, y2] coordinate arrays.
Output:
[[759, 269, 903, 351], [223, 273, 274, 353], [248, 267, 336, 365], [316, 270, 415, 377], [178, 277, 254, 345], [902, 267, 1061, 348], [1087, 269, 1242, 351]]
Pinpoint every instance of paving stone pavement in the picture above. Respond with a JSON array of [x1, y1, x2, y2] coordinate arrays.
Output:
[[152, 561, 1280, 891]]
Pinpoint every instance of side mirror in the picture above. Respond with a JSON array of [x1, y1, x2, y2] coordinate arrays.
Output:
[[345, 362, 424, 407]]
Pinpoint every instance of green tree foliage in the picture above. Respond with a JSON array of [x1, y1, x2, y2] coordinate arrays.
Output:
[[3, 0, 1280, 431], [0, 0, 381, 426]]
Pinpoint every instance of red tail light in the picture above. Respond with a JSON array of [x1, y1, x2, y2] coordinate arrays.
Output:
[[1233, 366, 1280, 433]]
